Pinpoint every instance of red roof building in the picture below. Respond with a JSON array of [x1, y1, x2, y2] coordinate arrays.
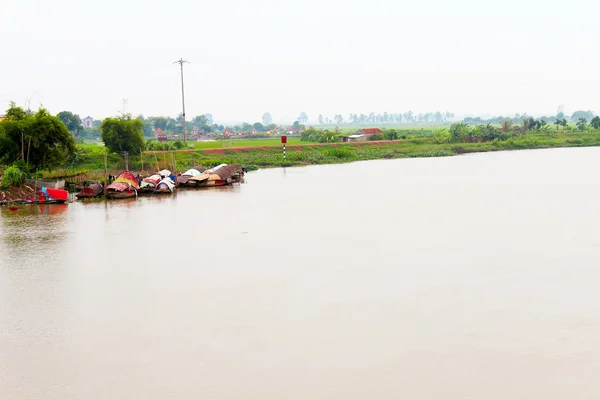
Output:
[[355, 128, 384, 135]]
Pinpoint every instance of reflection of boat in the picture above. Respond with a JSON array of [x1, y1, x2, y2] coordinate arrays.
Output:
[[154, 177, 175, 194], [105, 172, 139, 199], [39, 204, 69, 215], [138, 174, 161, 194], [75, 183, 104, 199]]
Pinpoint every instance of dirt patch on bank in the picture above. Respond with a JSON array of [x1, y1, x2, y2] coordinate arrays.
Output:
[[0, 185, 37, 202]]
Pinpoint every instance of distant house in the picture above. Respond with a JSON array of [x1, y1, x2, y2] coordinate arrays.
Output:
[[342, 128, 384, 142], [155, 128, 167, 142], [355, 128, 383, 135], [82, 116, 94, 128]]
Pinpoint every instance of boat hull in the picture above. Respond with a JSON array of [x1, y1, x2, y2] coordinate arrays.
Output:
[[106, 190, 137, 199]]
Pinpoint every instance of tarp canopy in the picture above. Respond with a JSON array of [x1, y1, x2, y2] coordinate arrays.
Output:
[[182, 169, 202, 177], [109, 171, 139, 190], [143, 174, 161, 184], [187, 173, 210, 183], [156, 177, 175, 192]]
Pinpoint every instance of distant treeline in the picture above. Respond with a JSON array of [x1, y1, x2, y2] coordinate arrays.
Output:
[[463, 110, 596, 125]]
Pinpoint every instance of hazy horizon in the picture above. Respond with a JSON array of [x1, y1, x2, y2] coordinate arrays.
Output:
[[2, 0, 598, 125]]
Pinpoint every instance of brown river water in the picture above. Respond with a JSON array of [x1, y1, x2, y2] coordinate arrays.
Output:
[[2, 147, 600, 399]]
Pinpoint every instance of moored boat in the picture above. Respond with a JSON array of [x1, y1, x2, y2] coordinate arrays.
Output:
[[75, 182, 104, 199], [138, 174, 161, 194], [154, 177, 175, 194], [178, 164, 242, 188], [105, 171, 139, 199], [37, 187, 69, 204]]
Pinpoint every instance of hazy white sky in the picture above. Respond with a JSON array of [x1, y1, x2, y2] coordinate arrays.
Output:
[[1, 0, 598, 123]]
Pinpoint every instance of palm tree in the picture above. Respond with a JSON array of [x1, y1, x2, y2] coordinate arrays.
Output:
[[500, 118, 513, 132]]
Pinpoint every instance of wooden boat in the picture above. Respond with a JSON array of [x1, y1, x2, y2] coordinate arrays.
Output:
[[177, 164, 243, 188], [154, 177, 175, 194], [105, 171, 139, 199], [138, 174, 161, 194], [38, 187, 69, 204], [75, 182, 104, 199], [176, 166, 206, 187]]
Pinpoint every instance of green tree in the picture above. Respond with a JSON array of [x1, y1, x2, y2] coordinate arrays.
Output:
[[100, 115, 145, 155], [252, 122, 266, 132], [57, 111, 83, 134], [500, 118, 513, 132], [576, 118, 588, 131], [298, 112, 308, 124], [151, 117, 168, 131], [590, 116, 600, 130], [384, 129, 398, 140], [0, 105, 76, 168], [318, 114, 323, 124], [449, 122, 470, 142], [320, 130, 337, 143], [262, 112, 272, 126], [571, 110, 594, 121], [292, 121, 301, 130], [300, 127, 319, 142]]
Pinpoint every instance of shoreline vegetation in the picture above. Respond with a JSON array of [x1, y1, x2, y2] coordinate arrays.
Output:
[[2, 101, 600, 194], [41, 131, 600, 183]]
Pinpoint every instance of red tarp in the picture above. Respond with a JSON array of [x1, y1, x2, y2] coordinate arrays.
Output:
[[45, 188, 69, 201], [108, 171, 139, 191]]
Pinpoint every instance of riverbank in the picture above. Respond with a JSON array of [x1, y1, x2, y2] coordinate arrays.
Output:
[[52, 131, 600, 179]]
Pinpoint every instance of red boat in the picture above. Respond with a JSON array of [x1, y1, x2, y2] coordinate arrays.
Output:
[[106, 171, 139, 199], [38, 187, 69, 204]]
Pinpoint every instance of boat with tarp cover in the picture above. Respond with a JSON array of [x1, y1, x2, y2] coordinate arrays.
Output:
[[138, 174, 161, 194], [105, 171, 139, 199], [154, 177, 175, 194], [178, 164, 243, 188], [75, 182, 104, 199]]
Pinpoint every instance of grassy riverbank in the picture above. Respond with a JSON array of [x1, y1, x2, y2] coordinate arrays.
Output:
[[42, 131, 600, 182]]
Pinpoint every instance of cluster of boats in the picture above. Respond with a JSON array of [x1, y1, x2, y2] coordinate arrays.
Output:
[[76, 163, 245, 200]]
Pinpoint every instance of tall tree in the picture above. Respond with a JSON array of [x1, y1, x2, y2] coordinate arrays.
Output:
[[151, 117, 168, 131], [298, 112, 308, 124], [571, 110, 594, 121], [334, 114, 344, 124], [0, 104, 76, 168], [262, 112, 272, 126], [591, 116, 600, 130], [318, 114, 323, 124], [253, 122, 266, 132], [57, 111, 83, 134], [100, 115, 145, 155], [576, 118, 588, 131]]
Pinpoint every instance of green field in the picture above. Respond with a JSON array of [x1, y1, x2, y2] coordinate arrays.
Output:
[[188, 137, 302, 149], [45, 131, 600, 183]]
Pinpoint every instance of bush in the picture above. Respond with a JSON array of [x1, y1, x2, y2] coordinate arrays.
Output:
[[368, 133, 385, 141], [384, 129, 398, 140], [173, 140, 185, 150], [1, 165, 26, 189], [325, 149, 355, 159]]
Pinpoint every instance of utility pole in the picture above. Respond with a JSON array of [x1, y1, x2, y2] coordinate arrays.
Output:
[[174, 58, 190, 146]]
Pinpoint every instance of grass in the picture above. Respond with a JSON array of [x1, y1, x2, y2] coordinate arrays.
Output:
[[187, 137, 302, 149], [33, 131, 600, 181]]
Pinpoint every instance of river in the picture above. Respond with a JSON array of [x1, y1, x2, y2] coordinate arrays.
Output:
[[2, 147, 600, 399]]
